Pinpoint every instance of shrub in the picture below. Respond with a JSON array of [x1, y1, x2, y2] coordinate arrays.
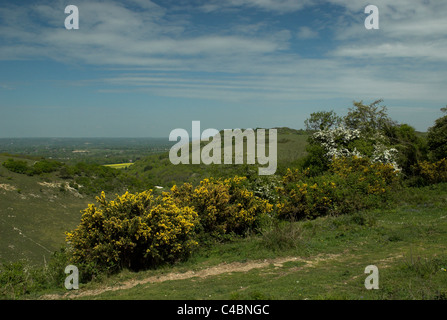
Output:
[[171, 176, 273, 239], [427, 110, 447, 161], [417, 159, 447, 184], [276, 168, 342, 220], [2, 158, 64, 176], [66, 190, 199, 276], [300, 143, 329, 176], [0, 260, 31, 299], [330, 155, 400, 186], [32, 160, 63, 175], [2, 159, 30, 175], [303, 123, 401, 177], [384, 123, 428, 176], [302, 101, 410, 176], [0, 249, 70, 299], [276, 156, 400, 220]]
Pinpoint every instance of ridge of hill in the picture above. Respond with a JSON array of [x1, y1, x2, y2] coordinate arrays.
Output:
[[127, 127, 309, 188]]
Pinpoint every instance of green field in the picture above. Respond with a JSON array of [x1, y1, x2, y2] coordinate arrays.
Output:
[[103, 163, 134, 169], [0, 138, 174, 165]]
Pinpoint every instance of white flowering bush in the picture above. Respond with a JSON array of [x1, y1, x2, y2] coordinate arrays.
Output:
[[302, 101, 428, 176], [312, 126, 362, 159], [311, 126, 401, 171], [371, 143, 400, 171]]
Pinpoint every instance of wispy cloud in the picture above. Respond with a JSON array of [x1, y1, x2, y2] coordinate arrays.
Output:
[[0, 1, 288, 64], [326, 0, 447, 62], [297, 26, 319, 39], [0, 0, 446, 115], [0, 83, 14, 90], [196, 0, 313, 13]]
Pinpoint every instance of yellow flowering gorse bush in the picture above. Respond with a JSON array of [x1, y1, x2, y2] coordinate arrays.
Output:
[[66, 190, 198, 273], [417, 158, 447, 184], [276, 156, 400, 220], [171, 176, 273, 238], [66, 176, 273, 275]]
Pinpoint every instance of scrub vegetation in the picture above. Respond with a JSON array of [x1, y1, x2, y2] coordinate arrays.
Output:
[[1, 100, 446, 300]]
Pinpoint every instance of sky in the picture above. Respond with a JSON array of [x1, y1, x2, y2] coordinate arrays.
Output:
[[0, 0, 446, 138]]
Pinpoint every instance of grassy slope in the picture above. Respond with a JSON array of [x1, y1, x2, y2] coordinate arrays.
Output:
[[42, 183, 447, 300], [128, 128, 309, 187], [0, 155, 95, 265], [0, 128, 308, 266]]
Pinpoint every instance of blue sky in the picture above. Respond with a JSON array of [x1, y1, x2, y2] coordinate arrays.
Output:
[[0, 0, 446, 138]]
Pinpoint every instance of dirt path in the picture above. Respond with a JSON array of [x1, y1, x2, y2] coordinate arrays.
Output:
[[40, 253, 344, 300]]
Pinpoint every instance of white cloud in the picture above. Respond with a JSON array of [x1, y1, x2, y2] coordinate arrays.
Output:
[[0, 0, 446, 110], [197, 0, 313, 13], [332, 41, 447, 62], [297, 26, 319, 39], [326, 0, 447, 60], [126, 0, 164, 11], [0, 0, 288, 65]]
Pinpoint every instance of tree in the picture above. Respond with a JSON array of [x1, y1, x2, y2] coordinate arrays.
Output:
[[302, 99, 402, 174], [344, 99, 395, 136], [427, 106, 447, 161], [384, 123, 427, 175], [304, 110, 342, 131]]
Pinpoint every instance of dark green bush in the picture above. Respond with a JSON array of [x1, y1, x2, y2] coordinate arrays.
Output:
[[427, 113, 447, 161], [32, 160, 63, 175], [2, 159, 30, 175], [0, 249, 69, 299]]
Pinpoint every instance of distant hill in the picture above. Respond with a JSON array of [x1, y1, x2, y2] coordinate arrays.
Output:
[[128, 127, 309, 188]]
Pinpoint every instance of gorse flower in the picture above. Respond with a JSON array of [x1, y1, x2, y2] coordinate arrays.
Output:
[[172, 176, 273, 237], [66, 189, 199, 272], [66, 176, 273, 275], [418, 158, 447, 184], [276, 156, 400, 220]]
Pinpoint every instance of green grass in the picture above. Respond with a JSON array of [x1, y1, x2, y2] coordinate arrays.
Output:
[[37, 183, 447, 300], [1, 135, 446, 300], [0, 155, 95, 266], [128, 128, 309, 187]]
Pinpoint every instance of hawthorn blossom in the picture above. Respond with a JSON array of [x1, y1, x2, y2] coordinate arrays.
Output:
[[312, 126, 400, 171], [371, 144, 400, 171], [313, 126, 362, 160]]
